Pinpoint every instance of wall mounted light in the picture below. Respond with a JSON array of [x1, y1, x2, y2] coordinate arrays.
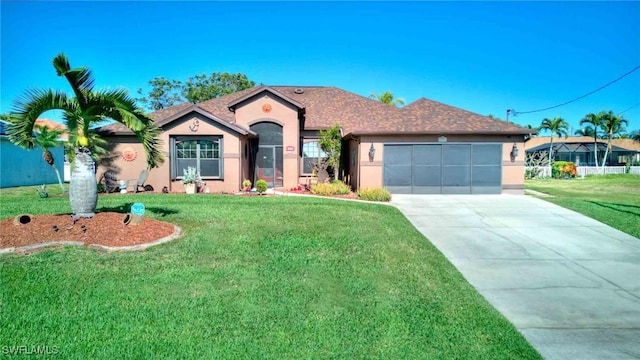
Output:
[[510, 143, 519, 162], [369, 143, 376, 162]]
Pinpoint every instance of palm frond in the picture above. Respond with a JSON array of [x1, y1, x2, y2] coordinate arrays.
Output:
[[137, 124, 164, 169], [7, 89, 74, 149], [53, 53, 95, 107]]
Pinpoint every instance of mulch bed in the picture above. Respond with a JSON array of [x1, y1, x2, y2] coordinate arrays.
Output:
[[0, 212, 176, 250]]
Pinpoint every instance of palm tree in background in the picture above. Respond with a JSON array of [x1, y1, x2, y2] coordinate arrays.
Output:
[[33, 124, 66, 194], [579, 113, 603, 167], [7, 53, 163, 218], [369, 91, 405, 107], [598, 110, 628, 168], [574, 125, 597, 138], [630, 129, 640, 142], [539, 117, 569, 164]]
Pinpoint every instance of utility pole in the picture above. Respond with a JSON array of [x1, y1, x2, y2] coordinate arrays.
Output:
[[506, 109, 511, 122]]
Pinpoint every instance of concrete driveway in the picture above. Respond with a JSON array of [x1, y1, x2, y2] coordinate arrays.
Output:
[[392, 194, 640, 360]]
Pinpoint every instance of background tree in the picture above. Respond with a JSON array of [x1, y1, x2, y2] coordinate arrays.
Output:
[[7, 53, 163, 218], [137, 72, 255, 110], [630, 129, 640, 142], [183, 72, 255, 103], [598, 110, 628, 168], [318, 124, 342, 180], [136, 77, 183, 110], [539, 117, 569, 164], [33, 124, 66, 194], [369, 91, 405, 107], [574, 125, 597, 137], [579, 113, 603, 167]]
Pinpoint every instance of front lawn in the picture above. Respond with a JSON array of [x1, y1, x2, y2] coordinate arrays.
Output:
[[526, 174, 640, 238], [0, 191, 540, 359]]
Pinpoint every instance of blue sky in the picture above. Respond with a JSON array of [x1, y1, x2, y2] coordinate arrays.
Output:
[[2, 1, 639, 134]]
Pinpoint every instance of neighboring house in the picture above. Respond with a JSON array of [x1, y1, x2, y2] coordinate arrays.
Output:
[[0, 119, 66, 188], [525, 136, 640, 166], [96, 86, 533, 194]]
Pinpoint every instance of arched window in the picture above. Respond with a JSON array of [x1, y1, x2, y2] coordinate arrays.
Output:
[[250, 122, 282, 145]]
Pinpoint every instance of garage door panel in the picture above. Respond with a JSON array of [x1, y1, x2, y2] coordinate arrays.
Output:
[[472, 144, 502, 165], [414, 145, 441, 165], [443, 166, 470, 186], [385, 145, 412, 166], [384, 165, 412, 186], [472, 166, 502, 186], [443, 145, 471, 165], [413, 166, 441, 186]]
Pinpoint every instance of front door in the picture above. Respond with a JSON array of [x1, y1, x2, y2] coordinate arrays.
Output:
[[256, 145, 283, 188]]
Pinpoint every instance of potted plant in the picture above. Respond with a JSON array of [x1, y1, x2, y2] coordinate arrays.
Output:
[[242, 179, 252, 193], [182, 167, 202, 194], [36, 184, 48, 198]]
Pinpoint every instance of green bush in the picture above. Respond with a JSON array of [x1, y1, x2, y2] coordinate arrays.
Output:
[[96, 182, 105, 193], [311, 181, 350, 196], [552, 161, 576, 179], [357, 187, 392, 202], [256, 179, 268, 194]]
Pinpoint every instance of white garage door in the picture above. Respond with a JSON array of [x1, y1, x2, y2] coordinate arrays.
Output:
[[383, 144, 502, 194]]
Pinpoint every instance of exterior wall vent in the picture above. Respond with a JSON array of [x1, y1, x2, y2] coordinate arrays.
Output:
[[294, 88, 304, 94]]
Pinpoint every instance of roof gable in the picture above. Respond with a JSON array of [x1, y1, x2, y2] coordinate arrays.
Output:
[[227, 86, 305, 112]]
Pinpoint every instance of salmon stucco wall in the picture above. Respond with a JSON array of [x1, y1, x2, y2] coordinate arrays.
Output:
[[164, 114, 242, 193], [502, 141, 525, 194], [234, 93, 300, 189]]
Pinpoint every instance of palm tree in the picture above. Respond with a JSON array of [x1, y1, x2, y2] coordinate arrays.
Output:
[[539, 117, 569, 164], [579, 113, 603, 167], [369, 91, 405, 107], [630, 129, 640, 142], [574, 125, 597, 137], [33, 124, 66, 194], [7, 53, 163, 218], [598, 110, 628, 168]]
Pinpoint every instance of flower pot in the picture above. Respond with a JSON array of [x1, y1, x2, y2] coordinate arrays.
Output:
[[185, 183, 196, 194]]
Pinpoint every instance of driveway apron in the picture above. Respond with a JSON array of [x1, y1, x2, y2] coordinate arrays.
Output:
[[392, 194, 640, 360]]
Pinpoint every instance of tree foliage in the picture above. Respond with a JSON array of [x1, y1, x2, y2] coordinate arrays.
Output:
[[598, 110, 627, 168], [369, 91, 405, 107], [580, 112, 603, 167], [318, 124, 342, 179], [33, 125, 66, 194], [137, 72, 256, 110], [539, 117, 569, 164]]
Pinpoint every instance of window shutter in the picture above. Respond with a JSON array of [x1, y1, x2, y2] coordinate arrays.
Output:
[[170, 137, 176, 180]]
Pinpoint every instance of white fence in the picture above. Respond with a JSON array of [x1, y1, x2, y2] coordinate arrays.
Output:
[[526, 166, 640, 178]]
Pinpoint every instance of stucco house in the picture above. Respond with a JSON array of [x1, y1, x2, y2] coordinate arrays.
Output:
[[525, 136, 640, 166], [96, 86, 532, 194]]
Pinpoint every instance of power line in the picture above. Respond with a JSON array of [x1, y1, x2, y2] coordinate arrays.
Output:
[[509, 64, 640, 116], [618, 102, 640, 115]]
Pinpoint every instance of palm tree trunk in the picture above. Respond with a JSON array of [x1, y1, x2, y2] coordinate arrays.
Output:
[[593, 134, 599, 168], [50, 164, 65, 195], [549, 136, 554, 165], [69, 148, 98, 219], [601, 133, 612, 172]]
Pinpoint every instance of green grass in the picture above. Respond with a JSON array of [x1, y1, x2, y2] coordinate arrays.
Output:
[[526, 174, 640, 238], [0, 189, 540, 359]]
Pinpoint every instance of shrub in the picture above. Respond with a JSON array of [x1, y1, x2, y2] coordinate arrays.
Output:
[[311, 181, 350, 196], [242, 179, 252, 191], [256, 179, 268, 194], [96, 182, 105, 193], [551, 161, 577, 178], [357, 187, 391, 202]]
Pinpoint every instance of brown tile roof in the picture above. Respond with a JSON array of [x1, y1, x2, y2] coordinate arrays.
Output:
[[35, 118, 69, 140], [98, 86, 534, 136], [524, 136, 640, 152]]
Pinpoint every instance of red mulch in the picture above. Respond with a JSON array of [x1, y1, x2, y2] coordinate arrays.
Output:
[[0, 212, 176, 250]]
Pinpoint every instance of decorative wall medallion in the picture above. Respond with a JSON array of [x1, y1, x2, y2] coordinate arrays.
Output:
[[122, 147, 137, 162], [189, 119, 200, 132], [262, 103, 272, 113]]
